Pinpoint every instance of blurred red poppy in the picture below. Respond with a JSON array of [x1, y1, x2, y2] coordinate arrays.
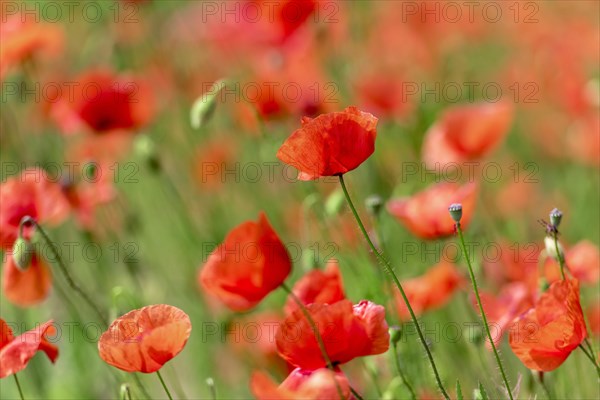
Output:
[[98, 304, 191, 373], [251, 367, 350, 400], [0, 16, 63, 81], [394, 261, 463, 321], [50, 70, 154, 136], [422, 102, 513, 169], [277, 107, 378, 180], [199, 212, 292, 311], [482, 240, 540, 291], [509, 279, 587, 371], [545, 240, 600, 285], [1, 168, 69, 306], [587, 299, 600, 337], [0, 319, 58, 378], [284, 260, 345, 315], [276, 299, 389, 369], [387, 182, 478, 239]]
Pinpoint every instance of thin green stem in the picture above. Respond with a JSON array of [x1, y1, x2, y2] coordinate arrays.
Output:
[[578, 344, 600, 377], [338, 175, 449, 400], [31, 220, 108, 328], [392, 343, 417, 400], [156, 370, 174, 400], [13, 374, 25, 400], [552, 234, 566, 280], [349, 386, 365, 400], [281, 282, 346, 400], [455, 224, 513, 400]]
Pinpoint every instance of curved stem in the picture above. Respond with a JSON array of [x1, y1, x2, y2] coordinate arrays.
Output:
[[338, 175, 449, 400], [392, 343, 417, 400], [455, 224, 513, 400], [32, 221, 108, 328], [281, 282, 346, 399], [13, 374, 25, 400], [156, 370, 174, 400], [552, 233, 566, 280]]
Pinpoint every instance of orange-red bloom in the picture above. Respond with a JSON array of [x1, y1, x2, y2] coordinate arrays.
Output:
[[422, 101, 513, 169], [509, 279, 587, 371], [199, 212, 292, 311], [1, 168, 69, 306], [98, 304, 191, 373], [277, 107, 378, 180], [394, 261, 463, 321], [276, 299, 389, 369], [251, 368, 350, 400], [387, 182, 478, 239], [284, 260, 345, 315], [0, 319, 58, 378]]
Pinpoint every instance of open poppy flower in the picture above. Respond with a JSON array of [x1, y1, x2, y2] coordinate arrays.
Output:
[[198, 212, 292, 311], [544, 240, 599, 284], [387, 182, 478, 239], [0, 319, 58, 378], [98, 304, 191, 373], [276, 299, 389, 369], [1, 168, 69, 306], [394, 261, 463, 321], [277, 107, 378, 180], [422, 101, 513, 169], [284, 260, 346, 315], [509, 279, 587, 371], [251, 368, 350, 400], [50, 69, 154, 136]]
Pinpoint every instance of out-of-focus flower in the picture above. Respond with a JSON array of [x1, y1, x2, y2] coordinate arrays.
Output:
[[387, 182, 478, 240], [544, 240, 600, 284], [251, 367, 350, 400], [98, 304, 191, 373], [0, 319, 58, 378], [198, 212, 292, 311], [482, 240, 540, 291], [276, 299, 389, 369], [277, 107, 378, 180], [421, 102, 513, 169], [509, 279, 587, 371], [394, 261, 463, 321], [284, 260, 345, 315]]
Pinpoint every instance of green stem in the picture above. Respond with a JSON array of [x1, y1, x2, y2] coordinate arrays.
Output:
[[392, 343, 417, 400], [578, 344, 600, 377], [281, 282, 346, 400], [31, 220, 108, 328], [552, 233, 566, 280], [338, 175, 449, 400], [156, 370, 174, 400], [13, 374, 25, 400], [349, 386, 365, 400], [455, 224, 513, 400]]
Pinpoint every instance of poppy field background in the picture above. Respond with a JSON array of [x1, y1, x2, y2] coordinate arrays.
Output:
[[1, 1, 599, 399]]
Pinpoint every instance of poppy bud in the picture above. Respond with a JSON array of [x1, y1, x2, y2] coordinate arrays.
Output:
[[82, 160, 98, 181], [12, 237, 34, 271], [134, 135, 161, 172], [549, 208, 562, 228], [120, 384, 131, 400], [389, 326, 402, 345], [544, 236, 564, 261], [190, 79, 227, 130], [365, 195, 383, 217], [448, 203, 463, 223]]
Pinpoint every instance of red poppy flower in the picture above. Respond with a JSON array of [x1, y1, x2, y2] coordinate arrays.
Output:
[[284, 260, 345, 315], [251, 368, 350, 400], [0, 319, 58, 378], [394, 261, 463, 321], [509, 279, 587, 371], [387, 182, 478, 239], [277, 107, 378, 180], [476, 283, 534, 347], [198, 212, 292, 311], [1, 168, 69, 306], [50, 70, 154, 135], [587, 299, 600, 337], [421, 101, 513, 169], [276, 299, 389, 369], [544, 240, 600, 284], [98, 304, 191, 373], [0, 17, 63, 81]]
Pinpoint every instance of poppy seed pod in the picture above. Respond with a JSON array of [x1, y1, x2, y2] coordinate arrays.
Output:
[[448, 203, 463, 223], [549, 208, 563, 228], [12, 237, 34, 271]]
